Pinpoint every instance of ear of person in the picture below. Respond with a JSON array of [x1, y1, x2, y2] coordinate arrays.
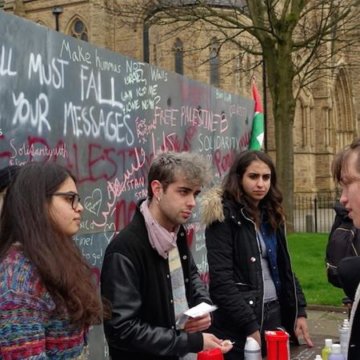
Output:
[[152, 180, 162, 203]]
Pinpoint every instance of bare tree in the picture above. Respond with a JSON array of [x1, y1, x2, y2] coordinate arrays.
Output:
[[112, 0, 360, 229]]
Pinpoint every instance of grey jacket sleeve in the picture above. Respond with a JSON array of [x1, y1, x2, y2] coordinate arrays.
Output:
[[188, 250, 212, 308]]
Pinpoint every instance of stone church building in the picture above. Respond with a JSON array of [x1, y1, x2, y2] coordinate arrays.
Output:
[[2, 0, 359, 196]]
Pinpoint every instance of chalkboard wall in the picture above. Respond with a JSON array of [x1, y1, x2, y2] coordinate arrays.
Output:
[[0, 11, 254, 359]]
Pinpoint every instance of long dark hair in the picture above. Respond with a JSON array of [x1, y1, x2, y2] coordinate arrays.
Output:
[[0, 162, 102, 327], [222, 150, 285, 229]]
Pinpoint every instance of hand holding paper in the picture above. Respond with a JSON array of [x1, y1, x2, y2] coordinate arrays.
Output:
[[176, 302, 217, 330], [184, 313, 211, 333], [184, 302, 218, 318]]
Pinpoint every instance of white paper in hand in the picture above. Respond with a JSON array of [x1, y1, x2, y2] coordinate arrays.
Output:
[[176, 302, 217, 329], [184, 302, 217, 318]]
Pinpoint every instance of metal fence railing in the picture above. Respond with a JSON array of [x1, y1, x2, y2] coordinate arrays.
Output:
[[293, 192, 338, 233]]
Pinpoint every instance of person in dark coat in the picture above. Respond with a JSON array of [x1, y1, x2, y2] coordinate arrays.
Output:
[[101, 152, 233, 360], [326, 201, 360, 289], [0, 165, 19, 209], [325, 201, 360, 316], [332, 138, 360, 360], [201, 150, 313, 360], [0, 165, 19, 192]]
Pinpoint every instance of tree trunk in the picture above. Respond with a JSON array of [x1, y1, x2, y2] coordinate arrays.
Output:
[[263, 43, 296, 232], [274, 94, 295, 232]]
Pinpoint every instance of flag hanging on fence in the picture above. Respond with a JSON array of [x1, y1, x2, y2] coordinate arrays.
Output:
[[249, 79, 264, 150]]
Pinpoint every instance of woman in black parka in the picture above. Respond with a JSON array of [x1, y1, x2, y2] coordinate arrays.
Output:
[[201, 150, 313, 359]]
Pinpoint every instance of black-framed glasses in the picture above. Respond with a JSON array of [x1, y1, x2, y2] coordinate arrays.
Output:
[[52, 191, 81, 210]]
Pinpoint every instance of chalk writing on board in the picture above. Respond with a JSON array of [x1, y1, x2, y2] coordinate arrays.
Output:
[[0, 11, 254, 360]]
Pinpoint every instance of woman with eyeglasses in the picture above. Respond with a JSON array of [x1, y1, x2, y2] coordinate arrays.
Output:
[[0, 162, 103, 359]]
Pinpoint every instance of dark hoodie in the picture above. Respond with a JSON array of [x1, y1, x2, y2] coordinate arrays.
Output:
[[325, 202, 360, 288]]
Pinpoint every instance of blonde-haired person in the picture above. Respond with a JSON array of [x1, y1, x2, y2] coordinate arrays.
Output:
[[332, 138, 360, 360], [0, 162, 103, 359]]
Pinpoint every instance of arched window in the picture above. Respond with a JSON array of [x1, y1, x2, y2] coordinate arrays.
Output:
[[70, 18, 88, 41], [174, 38, 184, 75], [210, 38, 219, 86], [334, 68, 355, 150]]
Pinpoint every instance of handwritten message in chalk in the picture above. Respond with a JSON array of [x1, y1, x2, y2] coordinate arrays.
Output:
[[0, 11, 254, 359]]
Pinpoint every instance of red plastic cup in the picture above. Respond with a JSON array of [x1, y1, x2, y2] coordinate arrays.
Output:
[[265, 330, 290, 360], [197, 348, 224, 360]]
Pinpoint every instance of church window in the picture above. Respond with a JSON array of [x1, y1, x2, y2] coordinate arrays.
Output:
[[70, 18, 88, 41]]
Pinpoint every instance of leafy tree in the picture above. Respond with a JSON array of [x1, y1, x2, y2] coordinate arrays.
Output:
[[113, 0, 360, 229]]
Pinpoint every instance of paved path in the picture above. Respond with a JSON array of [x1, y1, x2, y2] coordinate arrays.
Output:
[[289, 307, 348, 359]]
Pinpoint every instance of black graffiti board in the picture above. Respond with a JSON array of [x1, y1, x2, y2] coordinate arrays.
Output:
[[0, 11, 254, 359]]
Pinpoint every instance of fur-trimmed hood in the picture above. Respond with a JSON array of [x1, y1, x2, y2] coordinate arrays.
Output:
[[200, 187, 225, 226]]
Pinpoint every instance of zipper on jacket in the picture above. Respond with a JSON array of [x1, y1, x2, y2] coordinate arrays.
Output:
[[282, 225, 299, 334], [240, 208, 266, 331]]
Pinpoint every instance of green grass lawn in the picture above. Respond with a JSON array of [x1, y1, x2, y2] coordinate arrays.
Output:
[[287, 232, 345, 307]]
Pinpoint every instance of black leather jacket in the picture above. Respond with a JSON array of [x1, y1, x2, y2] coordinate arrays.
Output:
[[202, 192, 307, 346], [101, 204, 211, 360]]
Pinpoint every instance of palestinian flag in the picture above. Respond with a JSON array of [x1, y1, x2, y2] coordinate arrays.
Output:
[[249, 80, 264, 150]]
